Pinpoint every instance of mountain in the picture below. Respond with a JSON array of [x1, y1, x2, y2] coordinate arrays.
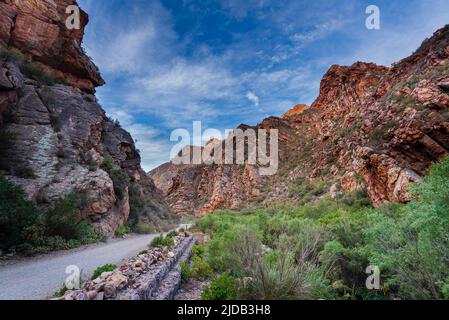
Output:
[[0, 0, 175, 236], [150, 26, 449, 216]]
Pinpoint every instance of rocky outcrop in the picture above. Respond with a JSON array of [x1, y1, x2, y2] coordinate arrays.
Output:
[[151, 25, 449, 213], [0, 0, 104, 93], [150, 116, 299, 216], [0, 0, 174, 235], [57, 232, 196, 300]]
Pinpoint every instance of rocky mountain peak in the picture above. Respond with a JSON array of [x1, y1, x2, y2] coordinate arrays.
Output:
[[282, 104, 309, 119], [150, 24, 449, 215], [0, 0, 104, 93], [0, 0, 175, 236]]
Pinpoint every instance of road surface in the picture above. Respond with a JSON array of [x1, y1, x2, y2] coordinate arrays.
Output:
[[0, 225, 190, 300]]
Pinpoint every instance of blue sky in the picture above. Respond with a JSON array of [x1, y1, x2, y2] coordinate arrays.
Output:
[[78, 0, 449, 171]]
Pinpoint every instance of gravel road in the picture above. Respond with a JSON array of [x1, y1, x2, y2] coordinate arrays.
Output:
[[0, 225, 190, 300]]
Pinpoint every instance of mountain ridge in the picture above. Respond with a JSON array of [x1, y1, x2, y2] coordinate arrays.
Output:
[[0, 0, 175, 236], [150, 25, 449, 216]]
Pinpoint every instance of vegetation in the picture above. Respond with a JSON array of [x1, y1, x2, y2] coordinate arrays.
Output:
[[13, 164, 37, 179], [149, 234, 174, 248], [101, 156, 130, 201], [195, 158, 449, 300], [202, 273, 238, 300], [0, 175, 102, 255], [0, 175, 39, 250], [0, 131, 15, 159], [127, 183, 179, 234], [52, 285, 69, 298], [91, 264, 117, 280], [115, 225, 131, 237], [0, 46, 67, 86]]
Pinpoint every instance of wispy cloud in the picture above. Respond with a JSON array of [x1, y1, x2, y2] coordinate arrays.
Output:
[[246, 91, 260, 107], [79, 0, 449, 171]]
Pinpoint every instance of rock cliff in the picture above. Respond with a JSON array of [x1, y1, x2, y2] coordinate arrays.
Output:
[[0, 0, 103, 93], [0, 0, 175, 236], [150, 25, 449, 215]]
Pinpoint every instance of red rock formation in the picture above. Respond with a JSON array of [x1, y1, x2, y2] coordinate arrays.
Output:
[[0, 0, 104, 92], [151, 25, 449, 214], [282, 104, 309, 119], [0, 0, 174, 235]]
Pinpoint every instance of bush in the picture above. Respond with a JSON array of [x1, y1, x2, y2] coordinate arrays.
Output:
[[92, 264, 117, 280], [201, 273, 238, 300], [21, 62, 66, 86], [43, 194, 82, 241], [56, 148, 68, 159], [166, 230, 178, 239], [0, 131, 15, 161], [149, 234, 174, 248], [101, 156, 130, 200], [0, 46, 25, 64], [0, 177, 101, 254], [363, 158, 449, 299], [134, 221, 155, 234], [180, 261, 191, 283], [13, 164, 37, 179], [52, 285, 69, 298], [190, 255, 213, 281], [0, 175, 39, 250], [115, 225, 131, 237]]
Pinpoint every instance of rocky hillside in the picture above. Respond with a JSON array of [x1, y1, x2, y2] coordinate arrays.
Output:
[[150, 25, 449, 216], [0, 0, 175, 236]]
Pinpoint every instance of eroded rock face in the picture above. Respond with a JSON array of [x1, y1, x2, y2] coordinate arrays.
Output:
[[151, 25, 449, 213], [0, 0, 104, 92], [0, 1, 173, 235]]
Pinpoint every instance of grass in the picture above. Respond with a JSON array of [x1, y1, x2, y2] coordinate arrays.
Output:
[[115, 225, 131, 237], [149, 234, 174, 248], [91, 264, 117, 280], [52, 285, 69, 298], [369, 120, 397, 148], [0, 46, 68, 86]]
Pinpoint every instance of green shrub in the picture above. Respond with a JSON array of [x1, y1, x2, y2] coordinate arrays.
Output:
[[0, 177, 101, 254], [192, 244, 206, 258], [91, 264, 117, 280], [50, 115, 62, 132], [201, 273, 238, 300], [0, 46, 25, 64], [190, 255, 213, 281], [149, 234, 174, 248], [13, 164, 37, 179], [0, 175, 39, 250], [88, 162, 97, 172], [56, 148, 68, 159], [21, 62, 67, 86], [166, 230, 178, 239], [180, 261, 191, 283], [43, 194, 81, 240], [195, 158, 449, 300], [52, 285, 68, 298], [101, 156, 130, 200], [115, 225, 131, 237], [0, 131, 15, 161], [134, 221, 155, 234], [363, 158, 449, 299]]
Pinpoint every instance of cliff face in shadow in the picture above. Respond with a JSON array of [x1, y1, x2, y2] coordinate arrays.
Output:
[[0, 0, 176, 235]]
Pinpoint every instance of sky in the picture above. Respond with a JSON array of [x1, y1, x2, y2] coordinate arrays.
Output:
[[78, 0, 449, 171]]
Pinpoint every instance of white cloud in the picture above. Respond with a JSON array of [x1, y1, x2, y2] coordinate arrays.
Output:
[[290, 19, 345, 45], [246, 91, 260, 106], [93, 25, 156, 74], [138, 60, 239, 102]]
